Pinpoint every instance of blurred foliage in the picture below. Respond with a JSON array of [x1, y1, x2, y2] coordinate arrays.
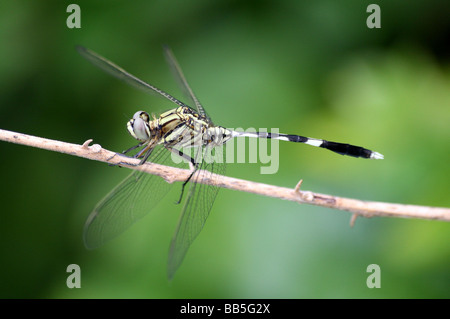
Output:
[[0, 0, 448, 298]]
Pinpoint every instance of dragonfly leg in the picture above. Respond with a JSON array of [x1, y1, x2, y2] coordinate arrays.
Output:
[[111, 145, 155, 167], [166, 146, 199, 204], [123, 142, 145, 155], [106, 152, 137, 167], [177, 168, 198, 204], [137, 146, 154, 165], [107, 142, 149, 167], [106, 153, 123, 167]]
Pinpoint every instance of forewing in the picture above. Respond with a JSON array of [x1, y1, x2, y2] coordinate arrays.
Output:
[[163, 45, 211, 120], [76, 45, 188, 108]]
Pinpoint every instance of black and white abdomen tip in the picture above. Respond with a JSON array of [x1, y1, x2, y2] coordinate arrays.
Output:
[[371, 152, 384, 160], [317, 139, 384, 159], [231, 131, 384, 159]]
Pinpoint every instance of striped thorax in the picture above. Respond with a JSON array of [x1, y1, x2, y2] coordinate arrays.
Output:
[[127, 106, 232, 150]]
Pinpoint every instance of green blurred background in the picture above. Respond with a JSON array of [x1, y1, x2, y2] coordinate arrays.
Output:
[[0, 0, 449, 298]]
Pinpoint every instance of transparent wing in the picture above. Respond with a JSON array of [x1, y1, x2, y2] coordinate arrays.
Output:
[[76, 45, 189, 109], [163, 45, 211, 121], [83, 146, 183, 249], [167, 144, 226, 279]]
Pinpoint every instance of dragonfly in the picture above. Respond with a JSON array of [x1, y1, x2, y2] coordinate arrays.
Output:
[[77, 45, 384, 280]]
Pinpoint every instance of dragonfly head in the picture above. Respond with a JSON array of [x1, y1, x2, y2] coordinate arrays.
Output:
[[127, 111, 152, 141]]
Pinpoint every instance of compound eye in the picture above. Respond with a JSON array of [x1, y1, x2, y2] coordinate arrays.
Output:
[[132, 111, 149, 122], [131, 117, 150, 141], [128, 112, 150, 141], [139, 111, 150, 122]]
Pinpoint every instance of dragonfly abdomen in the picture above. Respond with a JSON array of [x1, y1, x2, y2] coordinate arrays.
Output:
[[231, 131, 383, 159]]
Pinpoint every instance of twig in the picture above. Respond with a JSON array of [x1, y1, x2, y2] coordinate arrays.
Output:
[[1, 128, 449, 222]]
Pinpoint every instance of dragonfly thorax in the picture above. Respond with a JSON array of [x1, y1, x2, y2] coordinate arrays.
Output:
[[127, 107, 232, 148]]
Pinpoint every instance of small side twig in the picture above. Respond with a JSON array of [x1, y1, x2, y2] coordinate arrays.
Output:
[[350, 214, 359, 227], [1, 128, 449, 222]]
